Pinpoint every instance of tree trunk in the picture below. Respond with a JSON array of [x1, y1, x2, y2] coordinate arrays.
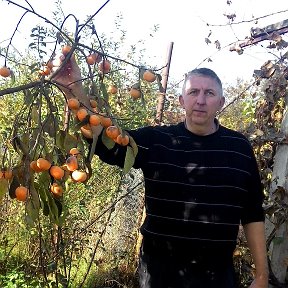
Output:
[[267, 107, 288, 286]]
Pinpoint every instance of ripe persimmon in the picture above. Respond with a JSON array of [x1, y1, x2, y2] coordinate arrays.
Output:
[[50, 183, 63, 197], [37, 158, 51, 171], [143, 70, 156, 82], [130, 88, 141, 99], [69, 147, 80, 155], [98, 60, 111, 74], [0, 66, 11, 77], [86, 54, 96, 65], [76, 108, 88, 122], [15, 186, 28, 201], [50, 166, 65, 180], [30, 160, 42, 173], [90, 99, 98, 108], [107, 85, 118, 94], [66, 156, 78, 172], [71, 170, 88, 182], [68, 98, 80, 110], [116, 134, 130, 146], [39, 66, 51, 76], [89, 114, 101, 126], [62, 45, 72, 56], [100, 116, 112, 128], [106, 125, 120, 139]]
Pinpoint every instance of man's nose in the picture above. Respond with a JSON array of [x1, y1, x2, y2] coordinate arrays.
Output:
[[196, 91, 206, 105]]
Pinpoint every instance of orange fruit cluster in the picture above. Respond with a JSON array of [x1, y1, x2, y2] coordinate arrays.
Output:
[[24, 148, 88, 200], [67, 95, 115, 140], [105, 125, 130, 146], [86, 52, 102, 65]]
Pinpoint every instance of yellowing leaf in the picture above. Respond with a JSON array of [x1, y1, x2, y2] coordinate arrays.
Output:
[[123, 146, 135, 174], [255, 129, 264, 136], [56, 130, 66, 150], [127, 134, 138, 157]]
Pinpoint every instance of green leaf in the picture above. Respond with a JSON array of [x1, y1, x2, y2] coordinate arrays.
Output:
[[64, 133, 79, 153], [35, 171, 59, 221], [43, 115, 57, 137], [56, 130, 66, 150], [123, 146, 135, 174], [100, 82, 109, 103], [23, 89, 34, 106], [46, 191, 59, 224], [101, 130, 115, 150], [26, 198, 39, 225], [31, 106, 39, 124], [29, 183, 40, 210]]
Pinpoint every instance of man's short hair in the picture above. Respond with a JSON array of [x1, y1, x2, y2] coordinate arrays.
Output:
[[183, 68, 223, 95]]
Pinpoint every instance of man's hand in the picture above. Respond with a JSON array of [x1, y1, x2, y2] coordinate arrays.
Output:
[[249, 276, 269, 288], [244, 222, 269, 288], [52, 53, 90, 107], [52, 54, 82, 89]]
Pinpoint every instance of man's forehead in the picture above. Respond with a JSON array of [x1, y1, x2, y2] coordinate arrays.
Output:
[[184, 76, 218, 90]]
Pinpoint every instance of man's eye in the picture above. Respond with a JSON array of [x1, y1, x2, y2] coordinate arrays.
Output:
[[206, 91, 215, 96], [189, 90, 197, 95]]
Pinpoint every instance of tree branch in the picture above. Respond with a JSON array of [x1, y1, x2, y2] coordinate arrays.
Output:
[[0, 80, 42, 97]]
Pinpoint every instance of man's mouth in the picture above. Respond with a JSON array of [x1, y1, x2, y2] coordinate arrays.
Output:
[[193, 110, 206, 114]]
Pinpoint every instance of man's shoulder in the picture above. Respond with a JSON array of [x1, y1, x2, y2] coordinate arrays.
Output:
[[220, 125, 247, 137], [219, 125, 251, 145], [132, 122, 184, 134]]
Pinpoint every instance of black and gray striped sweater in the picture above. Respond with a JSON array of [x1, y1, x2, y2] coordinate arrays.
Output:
[[94, 121, 264, 259]]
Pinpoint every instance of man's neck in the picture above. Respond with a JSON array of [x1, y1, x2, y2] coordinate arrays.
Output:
[[184, 119, 218, 136]]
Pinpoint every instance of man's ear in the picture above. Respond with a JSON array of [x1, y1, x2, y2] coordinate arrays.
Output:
[[219, 96, 225, 109], [179, 95, 185, 108]]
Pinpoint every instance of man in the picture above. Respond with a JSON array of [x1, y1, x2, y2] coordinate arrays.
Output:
[[54, 55, 268, 288]]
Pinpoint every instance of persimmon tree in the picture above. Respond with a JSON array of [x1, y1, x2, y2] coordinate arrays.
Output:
[[0, 1, 163, 286]]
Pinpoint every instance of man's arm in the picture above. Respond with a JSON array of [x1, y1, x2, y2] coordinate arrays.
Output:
[[52, 53, 103, 138], [243, 221, 269, 288]]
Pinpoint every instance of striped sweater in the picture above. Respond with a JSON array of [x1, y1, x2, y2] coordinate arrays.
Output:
[[94, 121, 264, 257]]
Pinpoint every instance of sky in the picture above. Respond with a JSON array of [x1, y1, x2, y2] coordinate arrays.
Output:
[[0, 0, 288, 89]]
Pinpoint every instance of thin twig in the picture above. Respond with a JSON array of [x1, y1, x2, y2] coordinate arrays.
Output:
[[206, 9, 288, 27]]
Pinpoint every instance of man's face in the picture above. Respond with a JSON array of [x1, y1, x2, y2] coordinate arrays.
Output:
[[179, 75, 225, 127]]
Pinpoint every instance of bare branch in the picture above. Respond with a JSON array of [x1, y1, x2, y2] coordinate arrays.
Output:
[[206, 9, 288, 27]]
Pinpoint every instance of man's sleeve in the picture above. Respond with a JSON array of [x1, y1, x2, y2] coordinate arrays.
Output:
[[241, 147, 265, 225], [89, 126, 154, 169]]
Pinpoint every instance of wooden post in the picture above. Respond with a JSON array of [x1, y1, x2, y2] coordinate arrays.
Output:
[[155, 42, 174, 124]]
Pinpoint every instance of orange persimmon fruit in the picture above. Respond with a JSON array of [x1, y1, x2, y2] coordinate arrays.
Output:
[[15, 186, 28, 201]]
